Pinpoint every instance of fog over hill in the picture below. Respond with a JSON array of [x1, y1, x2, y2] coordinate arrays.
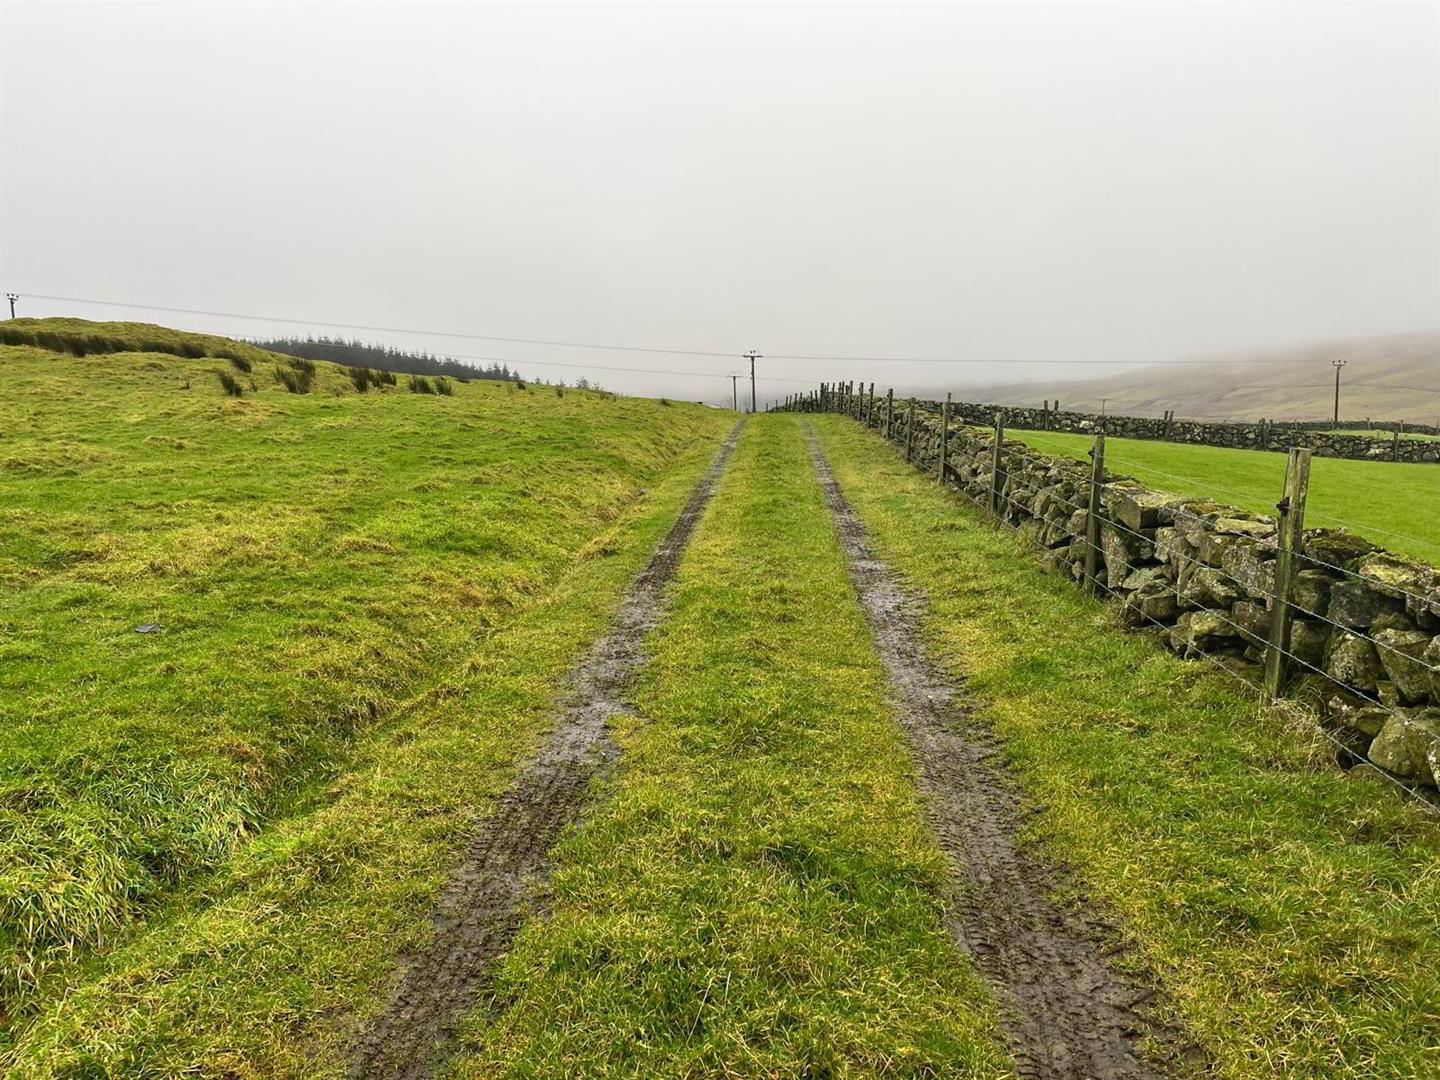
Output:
[[910, 331, 1440, 424]]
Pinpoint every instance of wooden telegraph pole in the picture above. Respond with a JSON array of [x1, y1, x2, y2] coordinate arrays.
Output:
[[744, 350, 761, 414]]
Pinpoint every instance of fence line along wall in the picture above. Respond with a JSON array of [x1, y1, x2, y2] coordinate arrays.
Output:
[[777, 384, 1440, 799], [776, 390, 1440, 463]]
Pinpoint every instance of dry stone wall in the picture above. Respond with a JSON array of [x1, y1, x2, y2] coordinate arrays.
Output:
[[914, 400, 1440, 463], [784, 394, 1440, 793]]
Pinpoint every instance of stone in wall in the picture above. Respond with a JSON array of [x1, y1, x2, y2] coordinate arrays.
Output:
[[1368, 710, 1440, 784], [1324, 631, 1384, 692], [1374, 629, 1436, 704]]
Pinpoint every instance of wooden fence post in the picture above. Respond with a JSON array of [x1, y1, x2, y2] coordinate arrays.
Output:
[[1264, 447, 1313, 698], [905, 400, 915, 462], [885, 388, 894, 439], [938, 393, 950, 483], [988, 410, 1006, 516], [1393, 424, 1403, 462], [1085, 432, 1106, 594], [867, 382, 875, 426]]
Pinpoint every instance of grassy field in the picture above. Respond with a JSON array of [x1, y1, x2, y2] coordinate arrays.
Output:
[[1008, 428, 1440, 564], [809, 414, 1440, 1078], [0, 335, 732, 1063]]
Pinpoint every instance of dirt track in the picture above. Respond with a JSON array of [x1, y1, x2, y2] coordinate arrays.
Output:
[[349, 422, 744, 1080], [807, 431, 1178, 1080]]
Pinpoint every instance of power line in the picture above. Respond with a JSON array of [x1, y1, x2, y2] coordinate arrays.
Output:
[[16, 292, 739, 359], [11, 290, 1372, 367], [9, 292, 819, 387]]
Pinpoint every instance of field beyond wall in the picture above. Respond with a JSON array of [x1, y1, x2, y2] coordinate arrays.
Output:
[[1012, 427, 1440, 564]]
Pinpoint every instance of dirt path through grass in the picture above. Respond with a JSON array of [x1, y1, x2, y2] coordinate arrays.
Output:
[[349, 422, 745, 1079], [806, 430, 1175, 1080]]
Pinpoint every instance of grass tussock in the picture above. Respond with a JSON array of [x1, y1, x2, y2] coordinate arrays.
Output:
[[450, 420, 1010, 1078], [272, 364, 314, 394], [807, 414, 1440, 1079], [215, 371, 245, 397]]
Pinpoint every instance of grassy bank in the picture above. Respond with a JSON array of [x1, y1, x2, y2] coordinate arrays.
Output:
[[3, 402, 729, 1077], [0, 338, 731, 1039], [1009, 427, 1440, 564], [808, 414, 1440, 1079], [448, 417, 1013, 1078]]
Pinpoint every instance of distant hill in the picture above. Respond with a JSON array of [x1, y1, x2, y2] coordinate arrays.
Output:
[[963, 331, 1440, 424]]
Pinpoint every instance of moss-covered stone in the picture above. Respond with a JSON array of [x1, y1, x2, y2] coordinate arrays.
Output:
[[1373, 628, 1436, 705], [1325, 631, 1384, 692], [1367, 710, 1440, 785]]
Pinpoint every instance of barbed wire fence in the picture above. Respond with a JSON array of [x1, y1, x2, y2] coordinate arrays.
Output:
[[775, 381, 1440, 813]]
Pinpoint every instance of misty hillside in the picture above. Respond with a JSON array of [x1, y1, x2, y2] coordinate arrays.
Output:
[[966, 331, 1440, 423]]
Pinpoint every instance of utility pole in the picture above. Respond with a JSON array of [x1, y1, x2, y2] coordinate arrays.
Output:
[[1332, 357, 1347, 424], [729, 374, 739, 412], [743, 350, 761, 414], [5, 293, 17, 319]]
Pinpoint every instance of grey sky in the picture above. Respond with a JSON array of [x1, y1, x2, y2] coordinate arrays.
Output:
[[3, 0, 1437, 404]]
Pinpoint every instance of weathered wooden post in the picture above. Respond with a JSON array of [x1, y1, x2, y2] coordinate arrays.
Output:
[[867, 382, 875, 426], [1264, 447, 1313, 698], [885, 388, 894, 440], [988, 410, 1006, 517], [1085, 432, 1106, 594], [1393, 423, 1403, 462], [1162, 409, 1175, 440], [905, 400, 916, 462], [938, 392, 951, 483]]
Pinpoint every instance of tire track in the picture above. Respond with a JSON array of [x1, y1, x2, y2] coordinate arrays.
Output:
[[349, 422, 745, 1080], [806, 430, 1178, 1080]]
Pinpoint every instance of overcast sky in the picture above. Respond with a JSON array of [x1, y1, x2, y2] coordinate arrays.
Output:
[[2, 0, 1437, 404]]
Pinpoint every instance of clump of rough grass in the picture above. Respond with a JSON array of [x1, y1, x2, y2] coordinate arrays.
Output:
[[216, 371, 245, 397], [273, 365, 315, 394], [227, 354, 253, 374], [434, 376, 454, 397], [376, 368, 397, 386], [346, 367, 378, 393], [408, 375, 434, 395]]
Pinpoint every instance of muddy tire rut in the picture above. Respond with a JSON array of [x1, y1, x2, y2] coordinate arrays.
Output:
[[349, 422, 744, 1080], [807, 431, 1178, 1080]]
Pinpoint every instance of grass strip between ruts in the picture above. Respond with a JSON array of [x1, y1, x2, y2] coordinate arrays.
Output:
[[449, 415, 1014, 1078]]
